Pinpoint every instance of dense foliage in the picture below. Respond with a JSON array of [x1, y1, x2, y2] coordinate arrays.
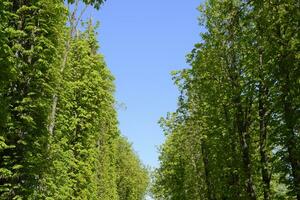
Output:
[[152, 0, 299, 199], [0, 0, 149, 199]]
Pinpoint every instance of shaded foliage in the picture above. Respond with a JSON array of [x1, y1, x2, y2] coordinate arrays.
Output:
[[152, 0, 299, 199]]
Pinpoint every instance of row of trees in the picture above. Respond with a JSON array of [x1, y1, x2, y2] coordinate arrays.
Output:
[[152, 0, 299, 199], [0, 0, 148, 199]]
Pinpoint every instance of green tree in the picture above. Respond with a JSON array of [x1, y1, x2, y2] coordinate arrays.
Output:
[[1, 1, 149, 199], [39, 20, 120, 199], [153, 0, 299, 199], [116, 136, 149, 200], [0, 0, 65, 198]]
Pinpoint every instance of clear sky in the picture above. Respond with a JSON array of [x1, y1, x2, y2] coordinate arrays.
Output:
[[90, 0, 203, 167]]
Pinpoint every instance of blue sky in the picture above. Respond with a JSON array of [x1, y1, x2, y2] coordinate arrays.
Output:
[[90, 0, 203, 167]]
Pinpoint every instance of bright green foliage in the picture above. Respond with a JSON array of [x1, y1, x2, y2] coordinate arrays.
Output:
[[37, 25, 120, 199], [0, 0, 149, 199], [152, 0, 299, 199], [152, 118, 207, 200], [0, 0, 65, 198], [36, 19, 149, 200], [115, 136, 149, 200], [39, 27, 149, 199]]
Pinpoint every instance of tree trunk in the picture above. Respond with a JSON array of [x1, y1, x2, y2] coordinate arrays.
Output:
[[47, 5, 73, 135], [226, 4, 257, 197], [201, 139, 215, 200], [282, 66, 300, 199], [259, 82, 271, 200], [258, 50, 271, 200], [223, 105, 242, 199]]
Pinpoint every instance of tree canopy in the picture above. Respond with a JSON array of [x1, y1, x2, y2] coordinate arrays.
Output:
[[152, 0, 299, 199], [0, 0, 149, 199]]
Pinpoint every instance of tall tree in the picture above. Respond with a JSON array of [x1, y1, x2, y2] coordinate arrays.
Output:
[[1, 1, 149, 199], [153, 0, 299, 199], [0, 0, 65, 198]]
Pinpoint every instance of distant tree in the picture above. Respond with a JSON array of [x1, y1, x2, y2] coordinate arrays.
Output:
[[116, 136, 149, 200]]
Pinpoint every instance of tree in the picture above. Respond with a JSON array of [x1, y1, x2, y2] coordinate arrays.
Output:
[[153, 0, 299, 199], [116, 136, 149, 200], [0, 0, 65, 198], [0, 1, 149, 199]]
